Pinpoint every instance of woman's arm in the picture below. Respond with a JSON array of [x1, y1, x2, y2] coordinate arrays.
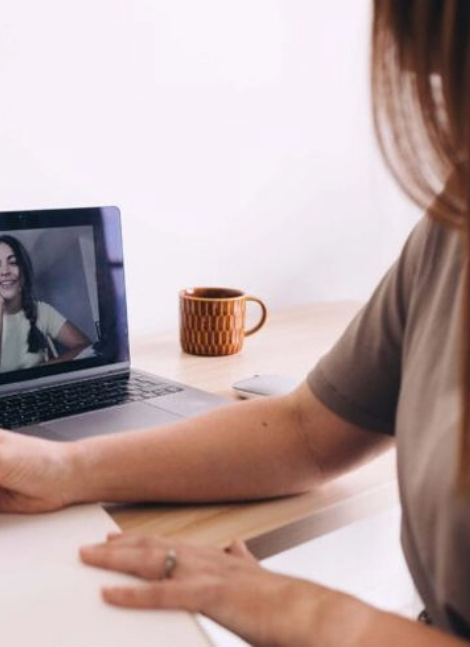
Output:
[[0, 381, 392, 512], [68, 381, 392, 504], [80, 534, 468, 647], [48, 320, 91, 363]]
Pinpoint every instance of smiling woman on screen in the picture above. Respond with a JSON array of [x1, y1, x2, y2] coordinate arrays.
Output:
[[0, 234, 91, 372]]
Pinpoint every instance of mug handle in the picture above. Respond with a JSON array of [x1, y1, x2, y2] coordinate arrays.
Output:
[[244, 296, 268, 337]]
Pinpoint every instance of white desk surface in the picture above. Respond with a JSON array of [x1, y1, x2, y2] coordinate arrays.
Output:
[[0, 505, 211, 646]]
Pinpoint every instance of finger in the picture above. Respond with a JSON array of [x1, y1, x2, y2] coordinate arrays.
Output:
[[102, 581, 200, 612], [225, 540, 257, 563], [80, 544, 165, 580], [104, 533, 169, 549], [105, 533, 145, 545]]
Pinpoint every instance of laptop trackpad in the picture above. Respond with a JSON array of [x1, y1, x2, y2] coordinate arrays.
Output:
[[43, 403, 184, 440]]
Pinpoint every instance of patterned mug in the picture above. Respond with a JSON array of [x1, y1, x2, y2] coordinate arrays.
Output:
[[179, 287, 267, 356]]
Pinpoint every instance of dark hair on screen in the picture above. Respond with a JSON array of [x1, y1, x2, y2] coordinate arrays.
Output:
[[0, 234, 48, 354], [371, 0, 470, 491]]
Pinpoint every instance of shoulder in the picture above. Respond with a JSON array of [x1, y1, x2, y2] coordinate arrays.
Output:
[[36, 301, 66, 330], [36, 301, 62, 317], [408, 214, 462, 296], [390, 214, 458, 306], [398, 215, 434, 270]]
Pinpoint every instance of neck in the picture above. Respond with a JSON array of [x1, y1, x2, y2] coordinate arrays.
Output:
[[4, 297, 23, 315]]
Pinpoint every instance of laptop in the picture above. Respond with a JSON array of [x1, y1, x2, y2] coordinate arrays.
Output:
[[0, 206, 226, 441]]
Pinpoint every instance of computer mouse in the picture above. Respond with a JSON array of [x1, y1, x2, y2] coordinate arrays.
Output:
[[232, 374, 301, 399]]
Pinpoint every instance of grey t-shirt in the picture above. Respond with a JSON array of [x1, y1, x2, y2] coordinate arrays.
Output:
[[308, 216, 470, 638]]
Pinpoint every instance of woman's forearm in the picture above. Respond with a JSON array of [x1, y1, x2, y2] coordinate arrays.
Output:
[[273, 581, 468, 647], [316, 591, 468, 647], [64, 379, 392, 507], [66, 390, 322, 505], [0, 382, 391, 513], [46, 343, 89, 365]]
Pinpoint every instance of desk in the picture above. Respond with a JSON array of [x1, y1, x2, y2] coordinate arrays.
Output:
[[108, 302, 399, 559]]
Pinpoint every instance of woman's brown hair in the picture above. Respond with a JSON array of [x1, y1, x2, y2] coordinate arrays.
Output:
[[371, 0, 470, 490]]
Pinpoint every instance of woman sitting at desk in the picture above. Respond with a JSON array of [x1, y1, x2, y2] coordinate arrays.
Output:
[[0, 234, 90, 372], [0, 1, 470, 646]]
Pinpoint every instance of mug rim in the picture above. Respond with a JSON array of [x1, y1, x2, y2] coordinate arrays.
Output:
[[180, 287, 245, 301]]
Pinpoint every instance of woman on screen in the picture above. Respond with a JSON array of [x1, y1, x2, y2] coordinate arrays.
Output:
[[0, 234, 91, 372]]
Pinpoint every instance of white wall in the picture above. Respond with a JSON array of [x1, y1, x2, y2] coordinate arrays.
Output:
[[0, 0, 420, 335]]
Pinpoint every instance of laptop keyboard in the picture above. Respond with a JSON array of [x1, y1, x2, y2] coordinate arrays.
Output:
[[0, 375, 184, 430]]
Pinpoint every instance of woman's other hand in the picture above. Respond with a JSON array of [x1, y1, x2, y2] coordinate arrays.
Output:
[[80, 533, 342, 647]]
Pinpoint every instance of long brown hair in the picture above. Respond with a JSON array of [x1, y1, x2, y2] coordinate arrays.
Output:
[[0, 235, 49, 355], [371, 0, 470, 490]]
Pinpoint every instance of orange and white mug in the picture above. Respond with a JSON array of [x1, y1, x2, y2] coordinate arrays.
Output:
[[179, 287, 267, 356]]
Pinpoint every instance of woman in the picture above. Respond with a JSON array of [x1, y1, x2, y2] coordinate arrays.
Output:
[[0, 1, 468, 645], [0, 234, 91, 371]]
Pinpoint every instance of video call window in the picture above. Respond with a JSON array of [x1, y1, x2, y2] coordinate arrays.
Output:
[[0, 226, 99, 373], [0, 206, 129, 385]]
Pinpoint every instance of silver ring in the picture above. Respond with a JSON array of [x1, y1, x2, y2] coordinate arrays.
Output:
[[161, 548, 177, 580]]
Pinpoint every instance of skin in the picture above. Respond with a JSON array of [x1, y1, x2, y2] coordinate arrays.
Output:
[[0, 241, 23, 317], [0, 241, 90, 368], [0, 385, 467, 645], [43, 321, 90, 364]]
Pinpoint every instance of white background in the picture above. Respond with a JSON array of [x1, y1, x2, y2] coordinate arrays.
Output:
[[0, 0, 419, 335]]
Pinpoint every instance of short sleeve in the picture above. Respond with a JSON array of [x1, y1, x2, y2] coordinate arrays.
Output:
[[308, 217, 430, 435], [36, 302, 67, 339]]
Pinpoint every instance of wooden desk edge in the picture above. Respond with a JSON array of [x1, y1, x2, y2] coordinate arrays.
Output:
[[108, 451, 398, 558]]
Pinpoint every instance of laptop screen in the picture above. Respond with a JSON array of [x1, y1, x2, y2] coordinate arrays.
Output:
[[0, 206, 130, 390]]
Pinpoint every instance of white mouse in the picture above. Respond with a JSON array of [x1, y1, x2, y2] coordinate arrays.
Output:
[[232, 374, 300, 399]]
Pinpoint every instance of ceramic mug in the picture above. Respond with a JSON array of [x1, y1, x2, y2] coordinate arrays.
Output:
[[179, 287, 267, 356]]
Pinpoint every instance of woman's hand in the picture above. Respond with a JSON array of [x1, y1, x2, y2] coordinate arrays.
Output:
[[0, 429, 74, 512], [81, 534, 468, 647], [80, 533, 340, 647]]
